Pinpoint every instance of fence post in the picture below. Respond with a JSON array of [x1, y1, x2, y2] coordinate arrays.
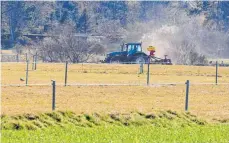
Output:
[[185, 80, 190, 111], [25, 53, 28, 62], [52, 80, 56, 111], [139, 63, 143, 74], [16, 54, 19, 62], [64, 61, 68, 86], [32, 55, 35, 70], [147, 56, 150, 86], [216, 61, 218, 85], [26, 60, 29, 86], [34, 52, 37, 70]]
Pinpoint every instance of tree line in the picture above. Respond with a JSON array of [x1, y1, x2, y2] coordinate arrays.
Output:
[[1, 1, 229, 63]]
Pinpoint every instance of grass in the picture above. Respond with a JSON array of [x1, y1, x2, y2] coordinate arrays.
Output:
[[1, 111, 229, 143], [1, 111, 208, 130], [2, 124, 229, 143]]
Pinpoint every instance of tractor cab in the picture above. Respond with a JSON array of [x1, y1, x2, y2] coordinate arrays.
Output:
[[121, 43, 142, 56]]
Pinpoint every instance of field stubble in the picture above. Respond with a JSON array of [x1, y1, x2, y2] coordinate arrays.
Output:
[[1, 63, 229, 121]]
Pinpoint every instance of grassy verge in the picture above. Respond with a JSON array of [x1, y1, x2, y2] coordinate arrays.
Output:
[[1, 111, 229, 143], [2, 124, 229, 143]]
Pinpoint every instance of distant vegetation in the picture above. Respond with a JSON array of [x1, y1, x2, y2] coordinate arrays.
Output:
[[1, 1, 229, 63]]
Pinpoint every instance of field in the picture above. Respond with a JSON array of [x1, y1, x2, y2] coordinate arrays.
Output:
[[1, 63, 229, 142], [2, 63, 229, 85], [2, 63, 229, 119]]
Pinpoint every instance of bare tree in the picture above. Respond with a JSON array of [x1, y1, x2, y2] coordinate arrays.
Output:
[[37, 23, 105, 63]]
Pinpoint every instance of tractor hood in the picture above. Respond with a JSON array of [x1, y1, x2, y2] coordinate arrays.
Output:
[[107, 51, 125, 57]]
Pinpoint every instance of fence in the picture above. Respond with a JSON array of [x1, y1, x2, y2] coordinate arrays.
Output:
[[1, 54, 21, 62], [2, 60, 229, 86], [1, 53, 37, 63], [2, 82, 229, 119], [1, 62, 229, 119]]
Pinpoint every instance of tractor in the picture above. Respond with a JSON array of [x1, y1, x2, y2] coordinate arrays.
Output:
[[103, 42, 172, 64], [104, 43, 148, 64]]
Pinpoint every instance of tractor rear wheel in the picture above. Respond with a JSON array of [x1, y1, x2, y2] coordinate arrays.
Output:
[[110, 58, 120, 64]]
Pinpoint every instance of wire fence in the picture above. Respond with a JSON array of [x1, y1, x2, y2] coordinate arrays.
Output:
[[2, 83, 229, 119], [2, 61, 229, 86], [2, 82, 229, 87], [2, 60, 229, 66], [2, 61, 229, 120]]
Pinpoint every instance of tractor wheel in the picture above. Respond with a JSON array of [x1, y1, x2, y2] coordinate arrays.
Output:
[[135, 57, 146, 64], [110, 58, 120, 64]]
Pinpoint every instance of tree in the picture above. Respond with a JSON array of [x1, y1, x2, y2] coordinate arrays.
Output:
[[1, 1, 52, 48], [37, 23, 105, 63]]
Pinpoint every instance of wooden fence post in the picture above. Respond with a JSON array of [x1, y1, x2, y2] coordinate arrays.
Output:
[[32, 55, 35, 70], [216, 61, 218, 85], [52, 80, 56, 111], [26, 60, 29, 86], [25, 53, 28, 62], [64, 61, 68, 86], [147, 56, 150, 86], [16, 54, 19, 62], [34, 52, 37, 70], [185, 80, 190, 111], [139, 63, 143, 74]]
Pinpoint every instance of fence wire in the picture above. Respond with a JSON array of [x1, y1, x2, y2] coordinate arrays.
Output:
[[2, 83, 229, 120], [2, 62, 229, 86], [2, 82, 229, 87]]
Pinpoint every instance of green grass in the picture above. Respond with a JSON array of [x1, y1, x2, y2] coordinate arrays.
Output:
[[1, 111, 208, 130], [2, 124, 229, 143], [1, 111, 229, 143]]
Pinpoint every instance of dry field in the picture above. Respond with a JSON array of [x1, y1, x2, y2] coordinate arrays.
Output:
[[1, 63, 229, 121], [2, 63, 229, 84]]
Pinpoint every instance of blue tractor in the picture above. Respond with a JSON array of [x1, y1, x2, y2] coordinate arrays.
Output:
[[104, 43, 148, 64]]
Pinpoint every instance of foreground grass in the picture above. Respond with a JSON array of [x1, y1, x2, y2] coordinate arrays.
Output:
[[2, 124, 229, 143], [1, 111, 229, 143]]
